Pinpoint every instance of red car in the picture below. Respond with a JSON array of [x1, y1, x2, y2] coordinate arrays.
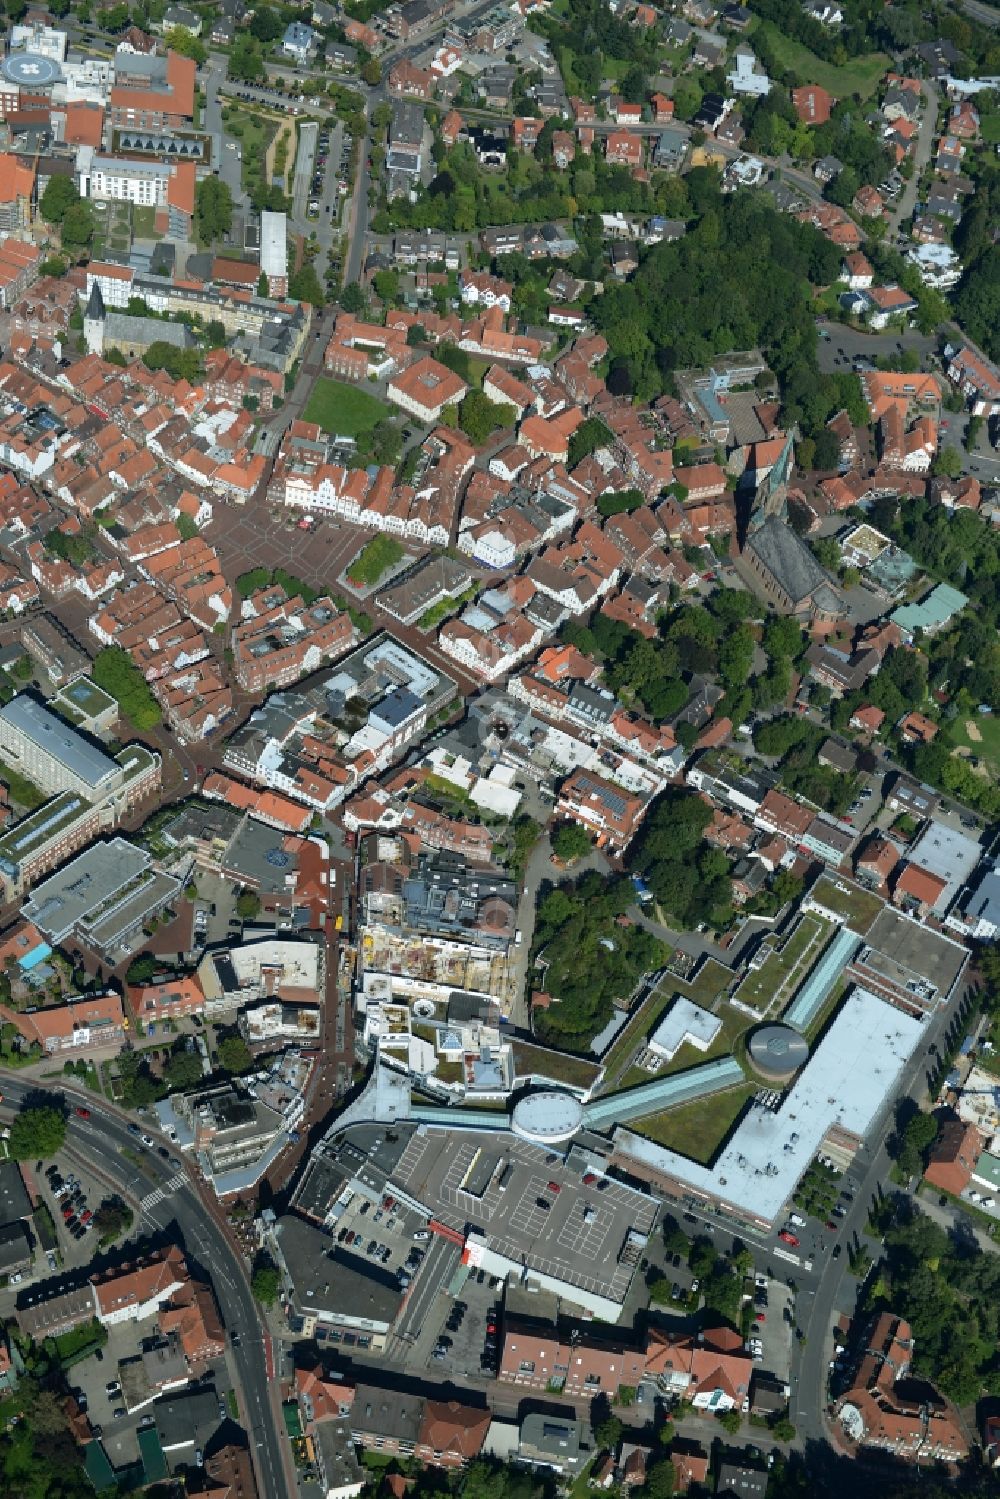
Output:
[[755, 1312, 766, 1322], [546, 1181, 561, 1194], [825, 1220, 837, 1231], [778, 1230, 799, 1246], [74, 1106, 91, 1120]]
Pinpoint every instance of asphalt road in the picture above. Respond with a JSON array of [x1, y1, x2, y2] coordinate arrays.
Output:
[[792, 979, 974, 1451], [888, 82, 938, 231], [0, 1074, 291, 1499], [958, 0, 1000, 25], [345, 92, 376, 288]]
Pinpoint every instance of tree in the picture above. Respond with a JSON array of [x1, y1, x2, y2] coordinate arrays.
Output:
[[93, 645, 162, 729], [257, 271, 269, 297], [672, 77, 703, 122], [459, 389, 516, 446], [218, 1036, 253, 1075], [248, 5, 282, 41], [373, 269, 399, 304], [165, 1049, 204, 1090], [126, 953, 158, 984], [143, 342, 203, 383], [932, 446, 963, 480], [99, 2, 130, 29], [41, 174, 80, 224], [94, 1196, 134, 1246], [593, 1411, 623, 1448], [236, 889, 262, 920], [688, 1236, 716, 1278], [252, 1261, 281, 1305], [165, 26, 207, 63], [61, 202, 94, 250], [339, 281, 365, 313], [30, 1388, 71, 1436], [813, 426, 840, 471], [9, 1104, 66, 1161], [361, 57, 382, 85], [568, 416, 612, 467], [895, 1109, 939, 1179], [229, 35, 264, 82], [195, 178, 234, 246], [551, 822, 592, 861], [288, 264, 325, 306]]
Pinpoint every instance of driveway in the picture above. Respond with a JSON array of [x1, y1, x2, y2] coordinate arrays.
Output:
[[888, 83, 938, 232], [204, 63, 245, 210]]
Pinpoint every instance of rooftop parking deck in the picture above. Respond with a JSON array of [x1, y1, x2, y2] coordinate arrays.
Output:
[[391, 1127, 657, 1311]]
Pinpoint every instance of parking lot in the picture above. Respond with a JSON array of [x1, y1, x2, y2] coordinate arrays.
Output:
[[25, 1154, 106, 1271], [328, 1180, 426, 1287], [392, 1131, 659, 1311], [750, 1275, 794, 1384], [395, 1253, 504, 1383]]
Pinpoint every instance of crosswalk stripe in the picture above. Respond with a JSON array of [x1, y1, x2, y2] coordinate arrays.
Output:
[[140, 1171, 186, 1211]]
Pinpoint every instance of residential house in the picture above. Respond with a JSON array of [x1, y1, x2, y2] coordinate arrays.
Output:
[[792, 85, 833, 124], [727, 44, 771, 96]]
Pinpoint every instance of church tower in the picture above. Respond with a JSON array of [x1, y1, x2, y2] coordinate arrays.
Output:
[[83, 281, 106, 357]]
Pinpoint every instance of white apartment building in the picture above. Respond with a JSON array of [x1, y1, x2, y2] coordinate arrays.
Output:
[[82, 153, 172, 207], [0, 694, 124, 801]]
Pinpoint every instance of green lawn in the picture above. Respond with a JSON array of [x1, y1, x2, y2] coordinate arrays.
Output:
[[304, 377, 390, 437], [510, 1037, 602, 1091], [947, 712, 1000, 779], [596, 961, 734, 1093], [633, 1082, 756, 1163], [131, 205, 162, 241], [347, 534, 405, 586], [222, 106, 277, 197], [0, 756, 45, 811], [806, 873, 885, 934], [756, 22, 890, 98], [676, 957, 730, 1007], [656, 1007, 749, 1079], [732, 914, 828, 1017], [981, 115, 1000, 145]]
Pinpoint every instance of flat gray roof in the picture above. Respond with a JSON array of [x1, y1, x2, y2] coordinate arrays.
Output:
[[859, 905, 967, 1004], [0, 694, 118, 792], [275, 1213, 403, 1325], [22, 838, 152, 942]]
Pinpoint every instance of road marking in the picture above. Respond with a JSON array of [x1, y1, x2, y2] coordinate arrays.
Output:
[[139, 1171, 187, 1211]]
